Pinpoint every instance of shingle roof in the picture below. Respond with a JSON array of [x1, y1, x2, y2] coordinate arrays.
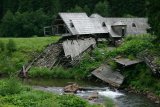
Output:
[[104, 18, 150, 35], [59, 13, 108, 35], [57, 13, 150, 37]]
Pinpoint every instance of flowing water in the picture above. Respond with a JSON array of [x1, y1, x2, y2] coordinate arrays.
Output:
[[23, 79, 160, 107]]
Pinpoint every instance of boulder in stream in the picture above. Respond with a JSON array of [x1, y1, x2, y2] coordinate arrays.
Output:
[[88, 91, 99, 100], [64, 83, 79, 93]]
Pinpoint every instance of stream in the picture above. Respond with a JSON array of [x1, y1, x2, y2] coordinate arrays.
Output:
[[23, 79, 159, 107]]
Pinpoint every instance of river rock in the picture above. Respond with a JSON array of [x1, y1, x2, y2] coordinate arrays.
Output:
[[64, 83, 79, 93], [88, 91, 99, 100]]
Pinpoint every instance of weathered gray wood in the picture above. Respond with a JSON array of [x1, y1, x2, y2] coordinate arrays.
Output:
[[114, 57, 142, 66], [54, 13, 149, 38], [62, 38, 96, 59], [92, 64, 124, 87]]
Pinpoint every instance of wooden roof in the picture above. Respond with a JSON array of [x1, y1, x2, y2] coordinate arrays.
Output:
[[56, 13, 150, 37], [58, 13, 108, 35], [114, 57, 142, 66], [92, 64, 124, 87]]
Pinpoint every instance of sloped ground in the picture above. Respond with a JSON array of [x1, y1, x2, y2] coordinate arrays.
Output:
[[33, 43, 63, 68]]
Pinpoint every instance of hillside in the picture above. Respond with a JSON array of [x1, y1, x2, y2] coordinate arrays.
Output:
[[0, 36, 60, 75]]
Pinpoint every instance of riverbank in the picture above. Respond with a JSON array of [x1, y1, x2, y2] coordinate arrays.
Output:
[[0, 78, 110, 107], [0, 34, 160, 105]]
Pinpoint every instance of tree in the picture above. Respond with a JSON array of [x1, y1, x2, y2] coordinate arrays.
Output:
[[69, 5, 84, 12], [109, 0, 146, 17], [0, 10, 15, 37], [83, 5, 91, 15], [147, 0, 160, 38], [94, 1, 109, 17], [0, 9, 50, 37]]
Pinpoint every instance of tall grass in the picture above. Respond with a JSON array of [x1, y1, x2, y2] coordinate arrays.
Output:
[[0, 79, 102, 107], [0, 36, 60, 76]]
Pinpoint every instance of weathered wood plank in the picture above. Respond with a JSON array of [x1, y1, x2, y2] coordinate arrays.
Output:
[[62, 38, 96, 59], [92, 64, 124, 88], [114, 57, 142, 66]]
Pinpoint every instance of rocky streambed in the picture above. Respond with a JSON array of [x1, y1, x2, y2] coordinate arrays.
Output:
[[23, 79, 160, 107]]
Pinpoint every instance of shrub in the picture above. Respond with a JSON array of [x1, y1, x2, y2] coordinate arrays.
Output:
[[0, 40, 5, 52], [104, 97, 115, 107], [0, 78, 22, 96], [56, 94, 88, 107], [29, 66, 73, 79], [6, 39, 17, 54]]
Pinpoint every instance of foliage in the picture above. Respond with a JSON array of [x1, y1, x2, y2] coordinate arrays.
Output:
[[0, 40, 5, 52], [147, 0, 160, 39], [94, 1, 110, 17], [0, 78, 23, 96], [104, 97, 116, 107], [29, 53, 101, 80], [109, 0, 146, 17], [122, 64, 160, 96], [6, 39, 17, 54], [29, 66, 74, 79], [69, 5, 84, 12], [0, 79, 101, 107], [0, 9, 51, 37], [0, 36, 60, 76]]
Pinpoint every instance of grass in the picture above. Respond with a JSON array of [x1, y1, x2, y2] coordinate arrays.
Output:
[[0, 36, 60, 53], [0, 78, 104, 107], [104, 97, 116, 107], [0, 36, 60, 76]]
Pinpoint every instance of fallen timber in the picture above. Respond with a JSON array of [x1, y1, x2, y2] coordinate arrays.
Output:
[[144, 56, 160, 76], [19, 37, 97, 77], [19, 43, 63, 77], [92, 64, 124, 88], [114, 57, 143, 67], [138, 50, 160, 76]]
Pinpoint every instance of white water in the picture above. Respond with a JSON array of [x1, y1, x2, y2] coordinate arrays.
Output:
[[98, 88, 124, 99]]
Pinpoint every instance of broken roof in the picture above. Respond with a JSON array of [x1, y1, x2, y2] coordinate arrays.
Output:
[[92, 64, 124, 87]]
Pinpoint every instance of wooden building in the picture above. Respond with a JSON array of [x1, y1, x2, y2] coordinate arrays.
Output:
[[51, 13, 150, 40]]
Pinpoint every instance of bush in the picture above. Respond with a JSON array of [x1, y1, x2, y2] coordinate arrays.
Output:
[[29, 66, 73, 79], [0, 40, 5, 52], [0, 9, 51, 37], [0, 78, 22, 96], [6, 39, 17, 54], [56, 94, 88, 107]]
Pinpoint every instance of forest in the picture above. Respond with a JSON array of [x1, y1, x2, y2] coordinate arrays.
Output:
[[0, 0, 159, 37]]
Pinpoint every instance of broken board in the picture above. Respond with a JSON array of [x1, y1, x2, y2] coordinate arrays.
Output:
[[92, 64, 124, 87], [114, 57, 142, 67], [62, 38, 96, 60]]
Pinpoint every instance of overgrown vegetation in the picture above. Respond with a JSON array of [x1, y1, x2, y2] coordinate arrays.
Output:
[[0, 78, 103, 107], [0, 36, 60, 76]]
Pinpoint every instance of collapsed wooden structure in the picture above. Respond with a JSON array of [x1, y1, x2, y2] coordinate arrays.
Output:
[[20, 13, 151, 85]]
